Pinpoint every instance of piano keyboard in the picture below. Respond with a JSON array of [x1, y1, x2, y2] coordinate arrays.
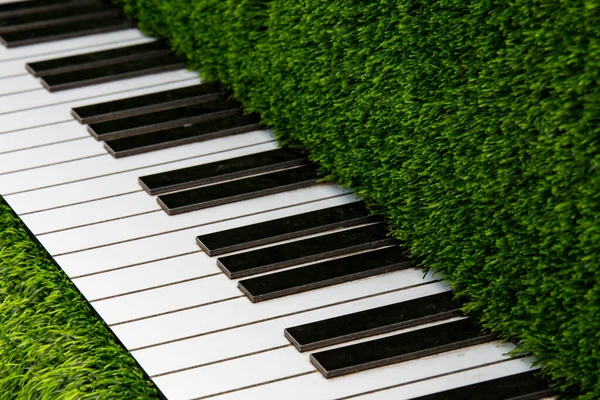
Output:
[[0, 1, 555, 399]]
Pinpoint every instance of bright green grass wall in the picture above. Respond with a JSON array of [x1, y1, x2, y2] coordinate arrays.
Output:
[[116, 0, 599, 397]]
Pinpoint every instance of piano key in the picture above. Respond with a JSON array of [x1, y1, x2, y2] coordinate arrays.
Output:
[[407, 370, 552, 400], [0, 74, 39, 95], [0, 28, 146, 62], [310, 318, 497, 378], [218, 223, 394, 279], [132, 280, 449, 376], [111, 267, 431, 350], [0, 121, 89, 154], [50, 195, 356, 278], [285, 291, 463, 352], [1, 131, 276, 209], [196, 202, 376, 256], [0, 70, 198, 132], [0, 17, 134, 48], [0, 2, 121, 34], [26, 40, 168, 77], [239, 246, 411, 303], [104, 114, 262, 158], [40, 53, 185, 92], [88, 99, 241, 141], [0, 36, 155, 78], [35, 185, 350, 256], [139, 147, 308, 195], [0, 0, 90, 18], [209, 355, 535, 400], [154, 342, 517, 400], [71, 82, 225, 124], [157, 164, 320, 215]]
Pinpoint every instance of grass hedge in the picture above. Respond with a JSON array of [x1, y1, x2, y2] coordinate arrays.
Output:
[[0, 199, 158, 399], [118, 1, 599, 397]]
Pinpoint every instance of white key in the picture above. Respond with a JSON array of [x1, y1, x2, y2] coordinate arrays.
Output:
[[0, 29, 147, 62], [193, 342, 514, 400], [348, 358, 538, 399], [0, 75, 40, 96], [133, 281, 449, 376], [37, 185, 350, 255], [0, 37, 156, 78], [2, 132, 277, 210], [112, 268, 428, 350], [0, 137, 105, 174], [72, 252, 213, 301], [53, 195, 357, 277], [153, 341, 517, 400], [0, 121, 87, 154]]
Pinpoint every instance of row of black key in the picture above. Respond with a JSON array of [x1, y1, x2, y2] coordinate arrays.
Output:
[[0, 0, 133, 48]]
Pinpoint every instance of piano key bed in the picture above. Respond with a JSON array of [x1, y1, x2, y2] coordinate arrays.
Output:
[[0, 1, 556, 399]]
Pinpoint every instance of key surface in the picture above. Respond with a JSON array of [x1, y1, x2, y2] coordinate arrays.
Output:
[[104, 114, 261, 158], [71, 82, 225, 124], [40, 53, 185, 91], [0, 17, 133, 48], [157, 164, 320, 215], [239, 246, 411, 302], [218, 222, 395, 279], [140, 147, 308, 195], [408, 370, 552, 400], [26, 40, 168, 76], [88, 99, 241, 141], [285, 291, 462, 352], [310, 318, 497, 378], [196, 202, 377, 256]]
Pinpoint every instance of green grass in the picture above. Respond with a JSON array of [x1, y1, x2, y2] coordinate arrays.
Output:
[[115, 0, 599, 398], [0, 198, 158, 399]]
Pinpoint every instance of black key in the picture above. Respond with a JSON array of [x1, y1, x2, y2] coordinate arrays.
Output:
[[218, 223, 395, 279], [310, 318, 497, 378], [238, 246, 411, 303], [71, 83, 225, 124], [409, 370, 552, 400], [197, 202, 377, 256], [88, 99, 240, 141], [0, 17, 133, 48], [40, 53, 184, 92], [104, 114, 261, 158], [284, 291, 462, 352], [26, 41, 170, 77], [157, 165, 320, 216], [139, 148, 309, 196], [0, 3, 119, 34], [0, 0, 89, 19]]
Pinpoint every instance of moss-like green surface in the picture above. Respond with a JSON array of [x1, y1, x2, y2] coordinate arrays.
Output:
[[116, 1, 599, 397], [0, 199, 158, 399]]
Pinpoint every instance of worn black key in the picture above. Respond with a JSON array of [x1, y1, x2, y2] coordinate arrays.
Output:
[[157, 165, 320, 216], [197, 202, 377, 256], [409, 370, 552, 400], [88, 99, 240, 140], [218, 223, 395, 279], [40, 53, 184, 92], [104, 114, 261, 158], [285, 291, 462, 352], [310, 318, 497, 378], [238, 246, 410, 303], [0, 0, 89, 18], [26, 41, 169, 77], [0, 3, 120, 34], [0, 17, 133, 48], [71, 83, 225, 124], [139, 148, 309, 196]]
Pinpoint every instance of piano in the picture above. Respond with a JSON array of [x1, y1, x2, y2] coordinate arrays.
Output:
[[0, 1, 556, 399]]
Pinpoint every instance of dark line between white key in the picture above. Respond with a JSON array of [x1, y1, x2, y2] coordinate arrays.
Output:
[[0, 72, 27, 79], [0, 153, 106, 176], [0, 119, 72, 136], [20, 189, 144, 215], [0, 87, 42, 98], [0, 135, 88, 156]]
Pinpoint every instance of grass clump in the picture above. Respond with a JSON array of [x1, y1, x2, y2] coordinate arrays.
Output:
[[119, 1, 598, 397], [0, 199, 158, 399]]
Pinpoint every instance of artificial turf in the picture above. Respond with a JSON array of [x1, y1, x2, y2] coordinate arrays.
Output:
[[0, 198, 158, 399], [114, 1, 599, 398]]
